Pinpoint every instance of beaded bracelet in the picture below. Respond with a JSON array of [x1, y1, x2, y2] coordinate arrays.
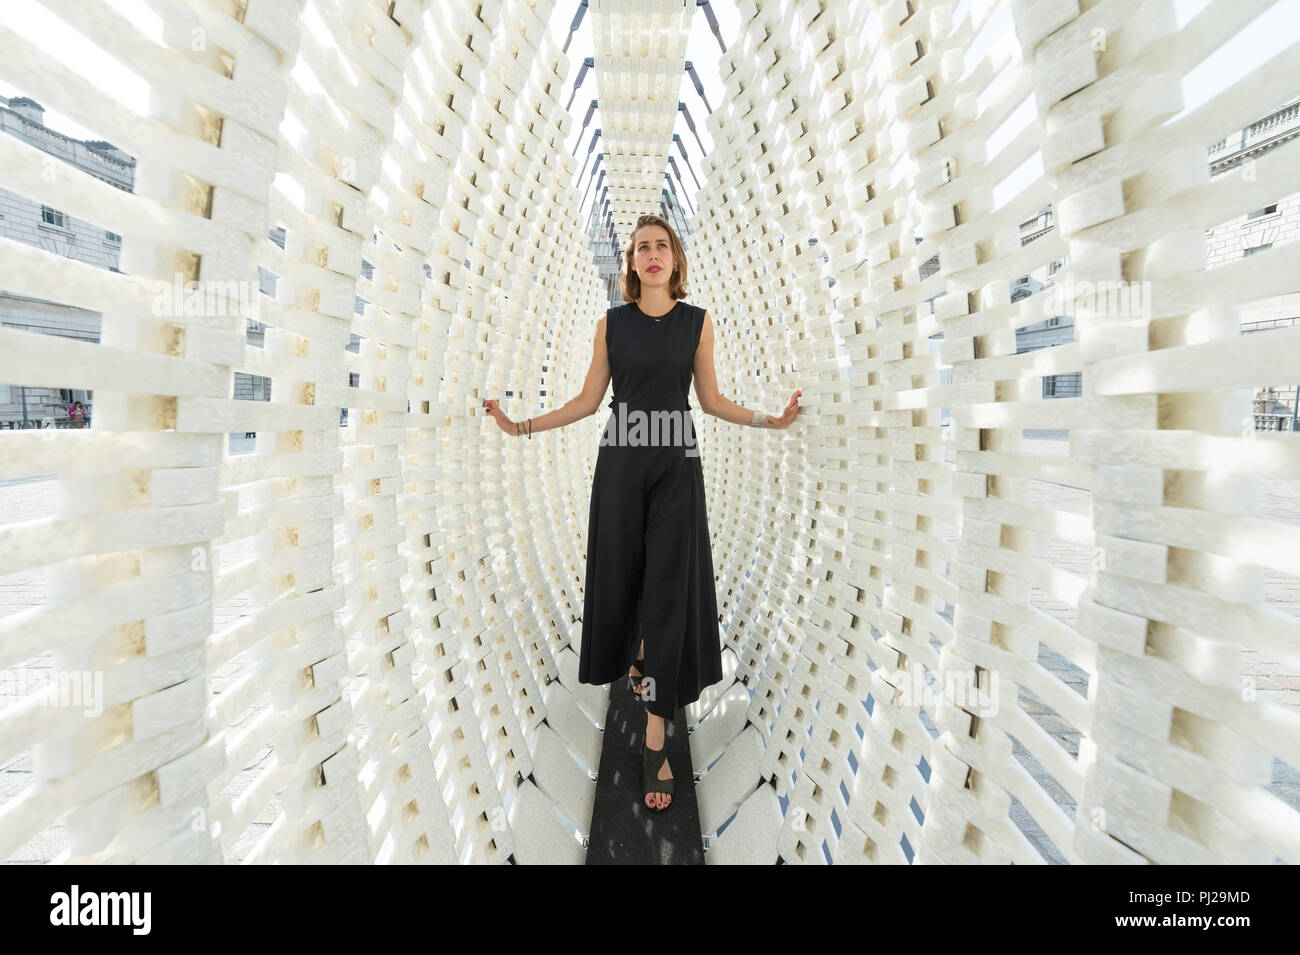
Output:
[[514, 418, 532, 438]]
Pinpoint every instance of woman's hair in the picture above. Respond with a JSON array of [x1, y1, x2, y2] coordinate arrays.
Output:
[[621, 213, 689, 302]]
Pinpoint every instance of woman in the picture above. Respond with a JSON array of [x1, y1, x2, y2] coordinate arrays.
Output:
[[485, 213, 801, 812]]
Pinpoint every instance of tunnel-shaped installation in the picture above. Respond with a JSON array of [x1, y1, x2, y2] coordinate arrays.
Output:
[[0, 0, 1298, 864]]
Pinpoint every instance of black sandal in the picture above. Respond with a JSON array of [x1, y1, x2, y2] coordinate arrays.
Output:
[[627, 656, 646, 697], [641, 737, 674, 811]]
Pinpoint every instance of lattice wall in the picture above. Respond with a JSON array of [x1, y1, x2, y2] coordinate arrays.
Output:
[[685, 0, 1300, 864], [0, 0, 1297, 865], [0, 0, 607, 864]]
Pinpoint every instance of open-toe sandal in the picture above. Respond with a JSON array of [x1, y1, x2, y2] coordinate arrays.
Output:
[[641, 737, 674, 812], [627, 656, 646, 697]]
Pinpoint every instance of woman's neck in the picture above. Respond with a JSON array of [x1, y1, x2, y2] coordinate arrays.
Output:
[[637, 288, 675, 314]]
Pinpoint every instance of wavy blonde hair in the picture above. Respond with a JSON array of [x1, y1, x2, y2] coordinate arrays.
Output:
[[621, 213, 689, 302]]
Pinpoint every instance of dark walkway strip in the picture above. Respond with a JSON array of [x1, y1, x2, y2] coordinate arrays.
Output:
[[585, 673, 704, 864]]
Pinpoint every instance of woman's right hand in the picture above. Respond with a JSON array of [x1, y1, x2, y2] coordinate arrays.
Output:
[[482, 398, 516, 436]]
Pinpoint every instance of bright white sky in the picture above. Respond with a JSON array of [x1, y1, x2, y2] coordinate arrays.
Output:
[[1, 0, 1293, 227]]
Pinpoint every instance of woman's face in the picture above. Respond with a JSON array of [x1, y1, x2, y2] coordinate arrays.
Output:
[[632, 225, 674, 288]]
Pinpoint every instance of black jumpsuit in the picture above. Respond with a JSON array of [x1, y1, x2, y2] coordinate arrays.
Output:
[[577, 300, 723, 719]]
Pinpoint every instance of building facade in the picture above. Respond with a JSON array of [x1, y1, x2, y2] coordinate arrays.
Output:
[[0, 96, 133, 427], [0, 95, 287, 430], [1205, 95, 1300, 430], [930, 93, 1300, 427]]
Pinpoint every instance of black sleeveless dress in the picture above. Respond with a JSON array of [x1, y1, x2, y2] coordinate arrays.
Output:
[[577, 300, 723, 719]]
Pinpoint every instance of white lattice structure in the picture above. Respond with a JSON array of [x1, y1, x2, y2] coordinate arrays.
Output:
[[0, 0, 1297, 865], [591, 0, 693, 237]]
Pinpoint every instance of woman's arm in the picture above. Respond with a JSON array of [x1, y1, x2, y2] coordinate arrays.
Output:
[[484, 315, 611, 436], [692, 310, 802, 429]]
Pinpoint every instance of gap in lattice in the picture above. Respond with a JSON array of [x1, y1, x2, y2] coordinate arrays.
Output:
[[1, 750, 67, 863], [1007, 791, 1070, 865], [1006, 727, 1079, 830], [1015, 684, 1082, 760], [1266, 756, 1300, 815], [1029, 584, 1077, 629], [1035, 642, 1090, 700]]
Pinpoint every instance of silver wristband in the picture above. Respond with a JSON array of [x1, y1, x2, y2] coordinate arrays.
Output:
[[749, 410, 766, 428]]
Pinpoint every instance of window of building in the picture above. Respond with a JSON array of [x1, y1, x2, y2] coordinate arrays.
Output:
[[1042, 372, 1081, 399], [105, 230, 121, 243], [258, 266, 278, 297], [1247, 203, 1278, 219], [41, 205, 66, 228], [1245, 244, 1273, 256]]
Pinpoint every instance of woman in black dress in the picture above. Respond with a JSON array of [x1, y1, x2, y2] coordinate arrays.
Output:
[[485, 213, 801, 811]]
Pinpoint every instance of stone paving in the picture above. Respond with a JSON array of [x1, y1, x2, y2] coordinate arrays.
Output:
[[1, 433, 1296, 862]]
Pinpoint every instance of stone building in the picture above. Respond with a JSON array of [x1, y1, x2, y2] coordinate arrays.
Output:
[[1010, 206, 1075, 399], [922, 94, 1300, 426], [0, 96, 133, 427], [1205, 94, 1300, 430], [0, 94, 291, 431], [584, 199, 623, 306]]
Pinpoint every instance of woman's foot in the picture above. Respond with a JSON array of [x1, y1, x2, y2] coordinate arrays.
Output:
[[644, 711, 673, 810], [628, 639, 647, 697]]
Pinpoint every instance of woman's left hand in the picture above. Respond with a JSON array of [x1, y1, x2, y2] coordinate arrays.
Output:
[[766, 389, 802, 430]]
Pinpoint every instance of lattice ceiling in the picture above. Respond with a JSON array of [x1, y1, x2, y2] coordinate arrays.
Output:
[[590, 0, 694, 241]]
